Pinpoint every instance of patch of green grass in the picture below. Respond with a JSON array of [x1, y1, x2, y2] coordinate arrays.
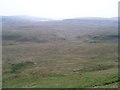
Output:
[[3, 68, 118, 88], [10, 61, 34, 73], [73, 64, 115, 73]]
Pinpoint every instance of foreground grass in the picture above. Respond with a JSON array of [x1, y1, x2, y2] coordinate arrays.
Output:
[[2, 32, 118, 88], [3, 68, 118, 88]]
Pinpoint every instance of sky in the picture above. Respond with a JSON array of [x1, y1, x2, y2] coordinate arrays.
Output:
[[0, 0, 119, 19]]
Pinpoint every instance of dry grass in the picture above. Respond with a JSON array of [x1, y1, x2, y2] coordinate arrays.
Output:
[[2, 18, 118, 88]]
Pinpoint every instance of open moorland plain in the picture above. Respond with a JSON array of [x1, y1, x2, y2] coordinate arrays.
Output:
[[2, 16, 119, 88]]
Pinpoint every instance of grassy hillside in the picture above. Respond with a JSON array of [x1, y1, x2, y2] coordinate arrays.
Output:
[[2, 17, 118, 88]]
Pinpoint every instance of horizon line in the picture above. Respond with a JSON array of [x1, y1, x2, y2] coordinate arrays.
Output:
[[0, 15, 118, 20]]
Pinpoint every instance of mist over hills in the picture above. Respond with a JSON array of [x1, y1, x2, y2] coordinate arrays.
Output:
[[1, 15, 53, 24], [2, 15, 118, 31], [1, 15, 118, 22]]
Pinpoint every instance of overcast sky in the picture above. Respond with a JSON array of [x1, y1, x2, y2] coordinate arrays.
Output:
[[0, 0, 119, 19]]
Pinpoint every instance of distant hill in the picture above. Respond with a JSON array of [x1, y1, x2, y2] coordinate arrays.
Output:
[[62, 17, 117, 26], [2, 16, 118, 43], [1, 16, 118, 27]]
